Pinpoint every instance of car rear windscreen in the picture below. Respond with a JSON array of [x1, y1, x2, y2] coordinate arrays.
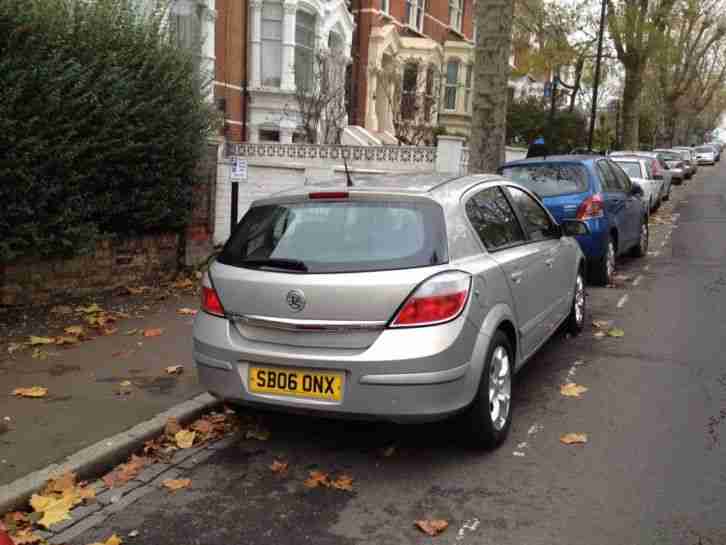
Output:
[[218, 200, 448, 273], [500, 164, 589, 197], [613, 161, 642, 179]]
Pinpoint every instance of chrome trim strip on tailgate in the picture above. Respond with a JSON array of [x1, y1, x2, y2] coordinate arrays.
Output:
[[231, 314, 387, 333]]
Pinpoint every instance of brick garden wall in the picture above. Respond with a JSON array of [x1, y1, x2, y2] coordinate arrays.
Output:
[[0, 234, 179, 306]]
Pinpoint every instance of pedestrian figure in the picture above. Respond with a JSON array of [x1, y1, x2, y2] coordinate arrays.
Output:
[[527, 136, 549, 159]]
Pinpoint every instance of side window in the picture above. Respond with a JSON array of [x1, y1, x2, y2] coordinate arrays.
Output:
[[465, 187, 526, 250], [608, 161, 632, 192], [505, 187, 556, 241], [596, 161, 620, 192], [644, 161, 654, 180]]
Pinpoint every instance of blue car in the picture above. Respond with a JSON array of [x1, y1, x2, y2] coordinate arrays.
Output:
[[499, 156, 649, 285]]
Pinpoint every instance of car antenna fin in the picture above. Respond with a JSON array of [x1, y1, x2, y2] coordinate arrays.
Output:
[[343, 148, 354, 188]]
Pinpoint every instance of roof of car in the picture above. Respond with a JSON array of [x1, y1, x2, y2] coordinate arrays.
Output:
[[267, 172, 503, 197], [502, 155, 601, 166]]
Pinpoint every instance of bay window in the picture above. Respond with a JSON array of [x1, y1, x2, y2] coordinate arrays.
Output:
[[261, 3, 283, 87], [295, 10, 316, 91], [444, 60, 459, 111]]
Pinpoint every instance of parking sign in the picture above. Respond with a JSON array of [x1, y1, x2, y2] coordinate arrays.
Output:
[[230, 157, 248, 182]]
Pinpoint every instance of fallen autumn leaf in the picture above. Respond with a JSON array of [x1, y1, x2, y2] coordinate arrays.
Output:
[[27, 336, 54, 346], [591, 320, 613, 330], [175, 429, 196, 449], [77, 304, 102, 314], [303, 470, 330, 488], [12, 387, 48, 398], [7, 342, 24, 354], [415, 519, 449, 536], [86, 534, 122, 545], [162, 478, 191, 492], [177, 308, 198, 316], [607, 328, 625, 338], [560, 433, 588, 445], [270, 460, 289, 474], [8, 528, 41, 544], [143, 328, 163, 338], [102, 455, 148, 488], [245, 428, 270, 441], [165, 365, 184, 375], [330, 474, 354, 491], [560, 383, 589, 398]]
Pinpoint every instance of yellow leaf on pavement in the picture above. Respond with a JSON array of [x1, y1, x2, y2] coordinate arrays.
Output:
[[143, 328, 163, 338], [414, 519, 449, 536], [560, 433, 588, 445], [162, 478, 191, 492], [53, 336, 79, 346], [9, 528, 42, 544], [8, 342, 24, 354], [607, 328, 625, 338], [164, 365, 184, 375], [77, 304, 102, 314], [86, 534, 123, 545], [35, 494, 74, 528], [330, 474, 353, 491], [177, 308, 198, 316], [43, 472, 76, 495], [560, 383, 589, 398], [12, 387, 48, 398], [64, 326, 85, 337], [172, 278, 194, 290], [28, 336, 54, 346], [31, 348, 49, 360], [175, 429, 196, 449]]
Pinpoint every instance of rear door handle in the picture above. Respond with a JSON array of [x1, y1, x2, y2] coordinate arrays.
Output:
[[510, 271, 524, 284], [545, 258, 555, 268]]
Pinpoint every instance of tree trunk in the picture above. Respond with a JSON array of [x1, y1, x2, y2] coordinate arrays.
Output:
[[621, 62, 643, 150], [469, 0, 514, 173]]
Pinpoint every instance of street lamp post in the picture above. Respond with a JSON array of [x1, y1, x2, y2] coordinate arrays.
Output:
[[588, 0, 607, 152]]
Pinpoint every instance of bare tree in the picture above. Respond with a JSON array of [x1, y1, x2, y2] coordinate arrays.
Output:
[[372, 57, 441, 146], [657, 0, 726, 145], [292, 48, 349, 144], [469, 0, 515, 172]]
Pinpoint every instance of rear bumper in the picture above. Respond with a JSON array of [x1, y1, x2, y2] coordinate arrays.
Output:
[[574, 218, 609, 260], [192, 312, 485, 423]]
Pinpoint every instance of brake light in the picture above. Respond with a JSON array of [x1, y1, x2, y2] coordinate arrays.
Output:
[[309, 192, 349, 200], [201, 278, 225, 317], [576, 193, 604, 220], [391, 272, 471, 327]]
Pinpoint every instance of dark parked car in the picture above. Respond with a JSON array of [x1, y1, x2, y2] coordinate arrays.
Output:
[[499, 156, 649, 286]]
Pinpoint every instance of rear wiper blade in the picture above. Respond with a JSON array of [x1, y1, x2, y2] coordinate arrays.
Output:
[[240, 258, 308, 271]]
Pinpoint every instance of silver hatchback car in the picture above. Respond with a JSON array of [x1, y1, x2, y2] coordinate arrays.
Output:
[[194, 174, 588, 449]]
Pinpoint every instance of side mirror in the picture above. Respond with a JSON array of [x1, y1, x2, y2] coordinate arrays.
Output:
[[631, 182, 644, 196], [561, 220, 591, 237]]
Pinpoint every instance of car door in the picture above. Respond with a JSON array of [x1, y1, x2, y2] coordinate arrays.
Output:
[[597, 160, 635, 253], [504, 185, 574, 336], [608, 160, 642, 249], [464, 186, 549, 357]]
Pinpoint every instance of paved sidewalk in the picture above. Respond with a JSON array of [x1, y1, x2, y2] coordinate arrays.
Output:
[[0, 288, 205, 485]]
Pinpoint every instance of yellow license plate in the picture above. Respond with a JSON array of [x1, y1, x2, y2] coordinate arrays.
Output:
[[248, 366, 344, 401]]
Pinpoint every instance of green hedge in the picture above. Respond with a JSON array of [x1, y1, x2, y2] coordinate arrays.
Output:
[[0, 0, 217, 263]]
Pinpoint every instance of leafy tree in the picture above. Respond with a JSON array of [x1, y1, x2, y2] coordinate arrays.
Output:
[[607, 0, 677, 149], [0, 0, 217, 263]]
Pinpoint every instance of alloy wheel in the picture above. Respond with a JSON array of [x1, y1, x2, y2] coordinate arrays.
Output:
[[489, 346, 511, 431]]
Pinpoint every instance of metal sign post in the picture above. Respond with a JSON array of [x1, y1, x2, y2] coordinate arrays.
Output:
[[230, 157, 248, 234]]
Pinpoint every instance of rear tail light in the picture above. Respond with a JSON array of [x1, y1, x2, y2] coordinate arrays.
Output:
[[652, 160, 661, 176], [201, 274, 225, 317], [391, 271, 471, 327], [576, 193, 604, 220]]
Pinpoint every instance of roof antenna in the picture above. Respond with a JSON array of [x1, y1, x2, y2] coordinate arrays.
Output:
[[342, 149, 354, 188]]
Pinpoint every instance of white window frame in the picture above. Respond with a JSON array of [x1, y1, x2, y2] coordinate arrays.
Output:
[[295, 9, 317, 91], [465, 64, 473, 112], [381, 0, 390, 14], [444, 59, 459, 111], [449, 0, 463, 32], [260, 2, 283, 88], [405, 0, 425, 32]]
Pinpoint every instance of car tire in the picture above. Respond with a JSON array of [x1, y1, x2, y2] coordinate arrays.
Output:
[[630, 216, 649, 258], [463, 330, 513, 450], [591, 235, 615, 286], [566, 267, 586, 335]]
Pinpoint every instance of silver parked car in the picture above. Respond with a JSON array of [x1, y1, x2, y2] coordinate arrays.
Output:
[[672, 147, 698, 177], [694, 146, 716, 165], [609, 151, 672, 203], [610, 156, 663, 212], [653, 149, 687, 184], [193, 174, 588, 449]]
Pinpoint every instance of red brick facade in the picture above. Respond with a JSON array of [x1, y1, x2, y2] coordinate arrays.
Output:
[[349, 0, 474, 128]]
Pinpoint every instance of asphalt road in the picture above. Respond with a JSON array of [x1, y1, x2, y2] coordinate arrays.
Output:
[[76, 164, 726, 545]]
